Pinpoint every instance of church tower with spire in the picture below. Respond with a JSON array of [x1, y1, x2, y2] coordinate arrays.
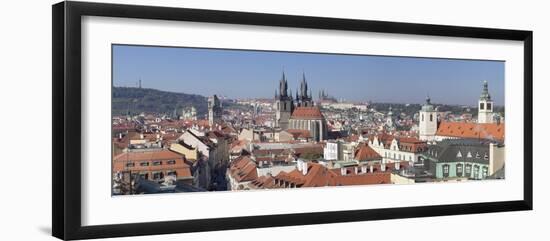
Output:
[[296, 72, 314, 107], [478, 80, 494, 124], [274, 72, 294, 129]]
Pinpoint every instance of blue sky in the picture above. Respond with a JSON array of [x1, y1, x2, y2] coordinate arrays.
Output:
[[112, 44, 505, 106]]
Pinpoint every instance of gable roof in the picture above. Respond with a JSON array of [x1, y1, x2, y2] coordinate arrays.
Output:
[[354, 144, 382, 161], [291, 107, 324, 120], [229, 156, 258, 182], [273, 162, 393, 188]]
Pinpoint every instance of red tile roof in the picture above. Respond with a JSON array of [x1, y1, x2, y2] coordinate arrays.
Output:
[[229, 156, 258, 182], [272, 162, 393, 188], [354, 143, 382, 161], [284, 129, 312, 139], [332, 172, 391, 186], [436, 121, 504, 141], [113, 149, 183, 162], [248, 175, 277, 189], [291, 107, 324, 120]]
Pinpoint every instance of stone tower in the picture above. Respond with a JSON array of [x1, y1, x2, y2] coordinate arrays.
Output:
[[419, 95, 438, 141], [208, 95, 222, 126], [478, 80, 494, 124], [275, 72, 294, 129]]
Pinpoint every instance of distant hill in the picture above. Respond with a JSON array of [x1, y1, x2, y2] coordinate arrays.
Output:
[[112, 87, 208, 117]]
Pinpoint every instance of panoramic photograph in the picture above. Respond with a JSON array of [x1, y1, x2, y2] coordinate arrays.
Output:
[[111, 44, 505, 195]]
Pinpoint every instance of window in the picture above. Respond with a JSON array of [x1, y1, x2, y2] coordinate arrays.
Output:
[[456, 164, 463, 177], [473, 165, 480, 179], [429, 114, 433, 122], [443, 164, 450, 178], [284, 102, 287, 110], [480, 103, 485, 110], [152, 161, 162, 166], [456, 151, 462, 158], [125, 162, 135, 167], [482, 166, 488, 179], [167, 160, 176, 165], [421, 114, 424, 121], [465, 164, 472, 177], [152, 171, 164, 180], [140, 161, 149, 166], [466, 151, 472, 158], [139, 172, 148, 180], [166, 170, 177, 177], [487, 103, 492, 111]]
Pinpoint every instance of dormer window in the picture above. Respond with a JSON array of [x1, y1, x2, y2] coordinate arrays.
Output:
[[456, 151, 462, 158], [467, 151, 472, 158], [475, 152, 481, 159]]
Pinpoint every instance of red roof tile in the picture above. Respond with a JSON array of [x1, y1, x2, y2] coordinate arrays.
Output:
[[229, 156, 258, 182], [284, 129, 312, 139], [436, 121, 504, 141], [291, 107, 324, 119], [354, 144, 382, 161]]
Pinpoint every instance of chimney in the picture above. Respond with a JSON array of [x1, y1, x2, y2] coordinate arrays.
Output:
[[341, 167, 347, 176], [302, 162, 308, 176]]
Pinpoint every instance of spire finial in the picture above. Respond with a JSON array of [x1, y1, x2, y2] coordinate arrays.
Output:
[[426, 93, 431, 104], [480, 80, 491, 101]]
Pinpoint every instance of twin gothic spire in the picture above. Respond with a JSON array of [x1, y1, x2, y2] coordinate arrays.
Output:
[[277, 71, 311, 102]]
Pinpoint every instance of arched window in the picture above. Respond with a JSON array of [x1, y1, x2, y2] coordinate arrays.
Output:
[[421, 114, 424, 121], [429, 114, 433, 122], [442, 164, 450, 177], [456, 163, 463, 177]]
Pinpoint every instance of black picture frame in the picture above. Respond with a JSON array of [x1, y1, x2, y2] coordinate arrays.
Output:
[[52, 1, 533, 240]]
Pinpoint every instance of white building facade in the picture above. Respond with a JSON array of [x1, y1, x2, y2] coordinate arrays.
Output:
[[478, 80, 494, 124], [418, 96, 438, 141]]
